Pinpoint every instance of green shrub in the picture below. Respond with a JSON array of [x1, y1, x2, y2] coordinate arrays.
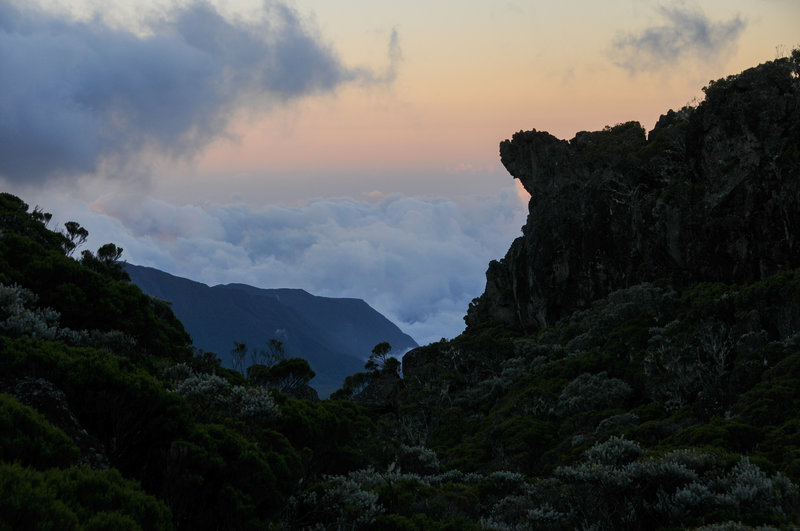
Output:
[[555, 372, 632, 416], [0, 336, 192, 491], [0, 393, 79, 468], [0, 463, 172, 531], [162, 423, 285, 529]]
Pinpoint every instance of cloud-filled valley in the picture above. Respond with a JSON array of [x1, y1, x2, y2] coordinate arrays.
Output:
[[1, 0, 792, 346], [64, 186, 528, 345]]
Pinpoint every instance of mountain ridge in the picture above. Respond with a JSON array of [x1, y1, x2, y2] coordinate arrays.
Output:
[[124, 263, 417, 397]]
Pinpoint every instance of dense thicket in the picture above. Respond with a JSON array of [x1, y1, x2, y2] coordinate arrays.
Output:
[[0, 193, 381, 529], [2, 51, 800, 530]]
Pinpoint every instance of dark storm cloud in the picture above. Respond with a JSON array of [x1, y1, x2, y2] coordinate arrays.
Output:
[[0, 1, 397, 183], [611, 5, 745, 73]]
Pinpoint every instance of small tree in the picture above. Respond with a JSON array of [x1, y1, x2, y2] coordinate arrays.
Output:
[[80, 243, 129, 281], [251, 338, 285, 367], [364, 342, 402, 378], [332, 372, 373, 400], [62, 221, 88, 256], [96, 243, 124, 266], [232, 342, 247, 376], [265, 358, 316, 392], [365, 342, 392, 372], [237, 338, 287, 379], [31, 206, 53, 226]]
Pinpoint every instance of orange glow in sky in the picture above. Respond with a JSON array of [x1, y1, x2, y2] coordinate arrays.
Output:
[[7, 0, 800, 204], [188, 0, 799, 197]]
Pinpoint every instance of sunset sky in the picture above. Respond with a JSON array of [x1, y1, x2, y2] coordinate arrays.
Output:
[[1, 0, 798, 347]]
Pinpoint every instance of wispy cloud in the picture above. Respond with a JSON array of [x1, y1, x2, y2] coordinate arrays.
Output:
[[610, 5, 745, 74], [0, 0, 399, 184], [66, 188, 527, 344]]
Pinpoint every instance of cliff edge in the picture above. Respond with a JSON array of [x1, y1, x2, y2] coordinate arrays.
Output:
[[467, 52, 800, 333]]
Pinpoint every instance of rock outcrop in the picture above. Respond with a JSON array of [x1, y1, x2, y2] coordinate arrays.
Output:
[[467, 53, 800, 333]]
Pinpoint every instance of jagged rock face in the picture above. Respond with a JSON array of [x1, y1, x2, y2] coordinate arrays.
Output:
[[467, 55, 800, 333]]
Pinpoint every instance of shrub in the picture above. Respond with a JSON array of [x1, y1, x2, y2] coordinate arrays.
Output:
[[585, 435, 644, 467], [0, 393, 79, 469], [167, 363, 279, 424], [555, 372, 632, 416], [0, 463, 172, 530]]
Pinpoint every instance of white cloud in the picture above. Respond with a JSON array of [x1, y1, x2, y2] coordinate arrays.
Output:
[[0, 0, 399, 184], [66, 187, 527, 345]]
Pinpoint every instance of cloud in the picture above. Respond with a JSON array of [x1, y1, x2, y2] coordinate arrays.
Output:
[[77, 188, 527, 345], [610, 5, 745, 73], [0, 0, 399, 184], [350, 27, 402, 84]]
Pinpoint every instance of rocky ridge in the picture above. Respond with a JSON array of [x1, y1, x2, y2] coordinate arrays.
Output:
[[467, 52, 800, 333]]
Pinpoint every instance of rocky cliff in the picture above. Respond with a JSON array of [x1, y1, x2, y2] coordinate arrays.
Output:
[[467, 52, 800, 333]]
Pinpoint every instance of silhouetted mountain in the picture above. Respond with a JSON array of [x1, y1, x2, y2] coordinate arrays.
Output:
[[125, 264, 417, 397], [467, 52, 800, 334]]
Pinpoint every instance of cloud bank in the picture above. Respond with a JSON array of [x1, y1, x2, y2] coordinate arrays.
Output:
[[0, 0, 399, 184], [611, 5, 745, 73], [72, 187, 527, 345]]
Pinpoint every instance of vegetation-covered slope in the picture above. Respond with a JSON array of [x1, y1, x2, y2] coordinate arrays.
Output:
[[1, 51, 799, 530], [0, 193, 380, 529]]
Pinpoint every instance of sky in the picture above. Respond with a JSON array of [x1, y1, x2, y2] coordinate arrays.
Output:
[[1, 0, 798, 348]]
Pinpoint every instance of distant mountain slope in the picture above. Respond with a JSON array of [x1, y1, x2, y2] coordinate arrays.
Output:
[[125, 264, 417, 397]]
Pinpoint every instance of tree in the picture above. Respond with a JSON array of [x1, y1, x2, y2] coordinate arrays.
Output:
[[62, 221, 88, 256], [235, 338, 287, 379], [332, 372, 373, 400], [365, 342, 399, 375], [232, 342, 247, 376], [251, 338, 285, 367], [79, 243, 129, 281], [30, 206, 52, 227], [96, 243, 123, 266], [265, 358, 316, 392]]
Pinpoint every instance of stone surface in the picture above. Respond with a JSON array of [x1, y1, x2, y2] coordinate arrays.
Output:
[[467, 55, 800, 333]]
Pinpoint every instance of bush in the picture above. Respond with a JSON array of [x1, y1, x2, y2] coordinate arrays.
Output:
[[555, 372, 632, 416], [0, 463, 172, 530], [0, 336, 192, 491], [0, 393, 79, 469], [167, 363, 279, 424], [161, 423, 285, 530]]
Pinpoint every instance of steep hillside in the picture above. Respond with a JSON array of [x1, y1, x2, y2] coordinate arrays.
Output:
[[125, 264, 417, 397]]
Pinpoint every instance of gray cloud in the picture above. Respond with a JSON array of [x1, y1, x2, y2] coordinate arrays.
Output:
[[76, 188, 527, 345], [0, 1, 398, 183], [611, 5, 745, 73]]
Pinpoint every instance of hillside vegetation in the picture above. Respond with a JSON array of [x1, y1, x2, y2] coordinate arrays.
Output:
[[1, 52, 800, 530]]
